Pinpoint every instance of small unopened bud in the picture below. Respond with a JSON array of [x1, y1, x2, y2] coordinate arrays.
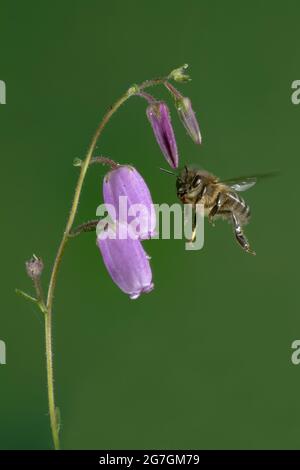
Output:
[[169, 64, 190, 83], [146, 102, 179, 169], [176, 97, 202, 144], [26, 255, 44, 280]]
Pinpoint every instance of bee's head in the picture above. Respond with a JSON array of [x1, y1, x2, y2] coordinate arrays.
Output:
[[176, 166, 204, 203]]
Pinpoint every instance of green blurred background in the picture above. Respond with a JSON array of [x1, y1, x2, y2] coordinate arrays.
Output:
[[1, 0, 299, 450]]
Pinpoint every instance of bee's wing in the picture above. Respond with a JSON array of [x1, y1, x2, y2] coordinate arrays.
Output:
[[220, 172, 278, 192], [225, 178, 257, 192]]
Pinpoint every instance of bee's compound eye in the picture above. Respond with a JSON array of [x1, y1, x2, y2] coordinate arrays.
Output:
[[177, 188, 185, 195], [192, 176, 202, 187]]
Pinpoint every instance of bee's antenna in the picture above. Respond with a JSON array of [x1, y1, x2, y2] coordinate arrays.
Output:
[[159, 167, 176, 176]]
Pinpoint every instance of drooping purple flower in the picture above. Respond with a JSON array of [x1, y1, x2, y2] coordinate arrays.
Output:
[[103, 165, 156, 240], [176, 97, 202, 145], [97, 230, 154, 299], [146, 102, 179, 169]]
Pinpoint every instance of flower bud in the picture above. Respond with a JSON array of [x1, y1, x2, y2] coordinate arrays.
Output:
[[25, 255, 44, 280], [176, 97, 202, 145], [103, 165, 156, 240], [97, 231, 154, 299], [146, 102, 179, 169], [169, 64, 190, 83]]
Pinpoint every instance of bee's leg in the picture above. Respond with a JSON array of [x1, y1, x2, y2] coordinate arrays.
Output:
[[232, 213, 256, 255], [208, 193, 223, 226], [185, 206, 200, 243], [189, 208, 197, 242]]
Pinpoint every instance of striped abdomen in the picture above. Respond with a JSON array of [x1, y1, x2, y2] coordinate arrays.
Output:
[[225, 192, 251, 224]]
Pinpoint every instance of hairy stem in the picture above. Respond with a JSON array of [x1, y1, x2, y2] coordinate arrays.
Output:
[[69, 219, 99, 237], [89, 156, 120, 168], [45, 311, 60, 450], [74, 156, 120, 169], [138, 77, 167, 90], [164, 81, 183, 99], [136, 91, 157, 104]]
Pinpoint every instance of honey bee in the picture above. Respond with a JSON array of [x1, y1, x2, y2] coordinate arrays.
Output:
[[172, 166, 274, 255]]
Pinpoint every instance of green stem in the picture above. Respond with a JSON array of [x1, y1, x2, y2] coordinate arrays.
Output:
[[45, 310, 60, 450]]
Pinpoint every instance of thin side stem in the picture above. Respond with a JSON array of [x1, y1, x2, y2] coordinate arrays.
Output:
[[73, 156, 120, 169], [69, 219, 99, 237], [138, 77, 167, 90], [15, 289, 37, 304], [33, 278, 47, 314], [136, 91, 157, 104], [89, 156, 120, 168], [164, 81, 183, 99]]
